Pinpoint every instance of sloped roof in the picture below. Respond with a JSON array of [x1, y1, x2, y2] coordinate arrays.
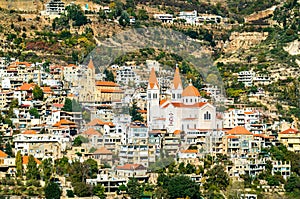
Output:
[[226, 126, 253, 135], [18, 83, 35, 91], [173, 130, 182, 135], [279, 128, 298, 134], [87, 118, 114, 127], [148, 67, 159, 89], [162, 102, 207, 109], [173, 67, 182, 89], [82, 128, 102, 136], [182, 83, 201, 97], [0, 150, 8, 158], [88, 59, 95, 69], [93, 147, 112, 155], [96, 81, 119, 87], [22, 130, 37, 134], [180, 149, 197, 153], [116, 163, 146, 170], [53, 119, 76, 127], [227, 135, 238, 139], [22, 156, 41, 165]]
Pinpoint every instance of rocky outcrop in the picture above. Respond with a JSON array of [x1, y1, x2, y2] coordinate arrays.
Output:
[[244, 6, 277, 23], [284, 40, 300, 55], [223, 32, 269, 53]]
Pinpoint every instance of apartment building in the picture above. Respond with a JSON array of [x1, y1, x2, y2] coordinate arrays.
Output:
[[13, 130, 70, 159], [277, 128, 300, 152], [238, 71, 255, 87]]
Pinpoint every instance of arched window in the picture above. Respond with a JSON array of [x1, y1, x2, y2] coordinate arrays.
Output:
[[204, 111, 211, 120]]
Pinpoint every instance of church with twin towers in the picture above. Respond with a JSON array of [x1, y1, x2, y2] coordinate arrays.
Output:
[[146, 67, 222, 136]]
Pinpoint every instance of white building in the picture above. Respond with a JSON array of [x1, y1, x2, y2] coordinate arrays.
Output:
[[238, 71, 255, 87], [153, 14, 173, 23], [223, 108, 260, 130], [147, 67, 219, 134], [116, 66, 140, 86], [42, 0, 65, 16], [178, 10, 197, 24]]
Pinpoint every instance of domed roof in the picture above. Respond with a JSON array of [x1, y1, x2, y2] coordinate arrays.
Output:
[[182, 82, 201, 97]]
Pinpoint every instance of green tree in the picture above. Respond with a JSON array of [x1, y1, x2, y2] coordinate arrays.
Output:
[[66, 4, 88, 26], [26, 155, 40, 180], [84, 158, 98, 178], [33, 85, 43, 100], [45, 182, 61, 199], [204, 165, 229, 191], [73, 135, 89, 146], [129, 100, 143, 122], [41, 158, 53, 182], [4, 142, 13, 157], [93, 184, 106, 199], [119, 11, 130, 27], [166, 175, 201, 199], [29, 108, 40, 118], [73, 182, 93, 197], [178, 162, 186, 174], [285, 174, 300, 197], [137, 9, 149, 20], [16, 151, 23, 177], [186, 163, 196, 174], [104, 68, 115, 81], [127, 178, 143, 199], [62, 98, 82, 112]]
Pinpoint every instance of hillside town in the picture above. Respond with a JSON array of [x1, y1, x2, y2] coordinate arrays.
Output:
[[0, 0, 299, 198], [0, 56, 299, 198]]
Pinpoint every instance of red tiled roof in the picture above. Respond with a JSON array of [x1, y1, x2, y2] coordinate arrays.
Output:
[[93, 147, 112, 155], [159, 99, 168, 106], [18, 83, 35, 91], [182, 84, 200, 97], [279, 128, 298, 134], [138, 110, 147, 113], [82, 128, 102, 136], [53, 119, 76, 127], [96, 81, 119, 87], [22, 156, 41, 165], [22, 130, 37, 134], [180, 149, 197, 153], [173, 130, 181, 135], [226, 126, 253, 135], [0, 150, 8, 158], [87, 118, 114, 127], [53, 103, 64, 108], [116, 163, 145, 170], [167, 102, 207, 108]]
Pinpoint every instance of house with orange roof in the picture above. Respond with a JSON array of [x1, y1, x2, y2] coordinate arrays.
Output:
[[81, 128, 103, 148], [178, 149, 203, 166], [116, 163, 148, 181], [89, 147, 113, 166], [0, 150, 16, 177], [278, 128, 300, 152], [48, 119, 78, 136], [223, 126, 261, 158]]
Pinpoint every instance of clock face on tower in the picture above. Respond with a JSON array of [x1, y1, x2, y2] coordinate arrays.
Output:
[[169, 112, 174, 126]]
